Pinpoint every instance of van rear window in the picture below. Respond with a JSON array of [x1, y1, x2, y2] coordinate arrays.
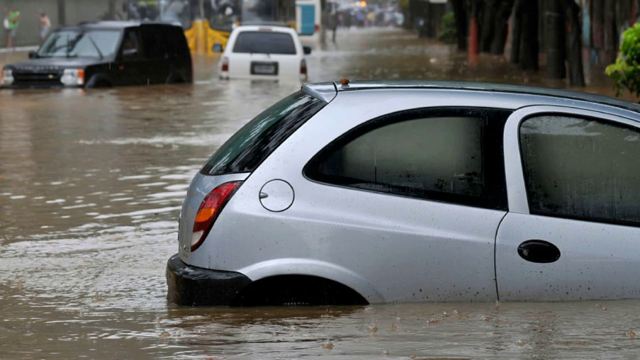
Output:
[[232, 31, 296, 55], [201, 91, 326, 175]]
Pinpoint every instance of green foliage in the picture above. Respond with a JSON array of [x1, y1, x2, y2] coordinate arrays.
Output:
[[439, 11, 456, 44], [606, 23, 640, 97]]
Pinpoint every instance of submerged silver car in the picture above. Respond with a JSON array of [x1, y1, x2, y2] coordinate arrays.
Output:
[[167, 81, 640, 306]]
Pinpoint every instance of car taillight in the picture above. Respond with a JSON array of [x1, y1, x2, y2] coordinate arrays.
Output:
[[191, 181, 242, 252], [221, 56, 229, 72], [300, 59, 307, 76]]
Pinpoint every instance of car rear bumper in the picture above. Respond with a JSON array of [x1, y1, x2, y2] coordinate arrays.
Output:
[[166, 254, 251, 306], [222, 72, 303, 83]]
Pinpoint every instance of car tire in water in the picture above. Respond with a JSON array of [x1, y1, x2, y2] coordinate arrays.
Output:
[[86, 75, 112, 88], [166, 73, 186, 84]]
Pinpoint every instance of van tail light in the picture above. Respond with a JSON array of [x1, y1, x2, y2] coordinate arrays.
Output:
[[300, 59, 307, 75], [191, 181, 242, 252], [314, 24, 320, 33], [221, 56, 229, 72]]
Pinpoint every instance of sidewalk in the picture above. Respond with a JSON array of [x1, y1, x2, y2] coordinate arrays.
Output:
[[0, 47, 35, 71], [0, 45, 38, 54]]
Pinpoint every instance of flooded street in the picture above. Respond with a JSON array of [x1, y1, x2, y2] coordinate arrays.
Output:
[[1, 28, 640, 359]]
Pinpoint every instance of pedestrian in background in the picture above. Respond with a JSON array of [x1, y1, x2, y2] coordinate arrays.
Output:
[[39, 12, 51, 43], [329, 11, 338, 44], [3, 7, 19, 49]]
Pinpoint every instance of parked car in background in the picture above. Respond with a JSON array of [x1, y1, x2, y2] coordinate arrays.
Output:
[[167, 80, 640, 306], [218, 25, 311, 82], [1, 21, 192, 88]]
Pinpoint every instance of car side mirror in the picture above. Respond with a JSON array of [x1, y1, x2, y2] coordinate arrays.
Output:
[[212, 43, 223, 53], [122, 48, 138, 57], [303, 46, 312, 55], [28, 51, 37, 59]]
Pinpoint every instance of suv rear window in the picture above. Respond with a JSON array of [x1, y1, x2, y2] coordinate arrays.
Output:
[[232, 31, 296, 55], [201, 91, 326, 175]]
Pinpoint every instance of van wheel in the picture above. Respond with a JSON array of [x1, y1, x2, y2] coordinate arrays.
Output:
[[86, 76, 112, 88]]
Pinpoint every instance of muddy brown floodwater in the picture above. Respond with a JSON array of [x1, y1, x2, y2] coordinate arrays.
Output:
[[1, 28, 640, 359]]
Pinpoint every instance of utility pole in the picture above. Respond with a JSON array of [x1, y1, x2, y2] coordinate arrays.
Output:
[[468, 0, 479, 65], [545, 0, 565, 78], [108, 0, 117, 20], [57, 0, 66, 26], [199, 0, 206, 19]]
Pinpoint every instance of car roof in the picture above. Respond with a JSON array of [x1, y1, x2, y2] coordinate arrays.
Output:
[[303, 81, 640, 114], [233, 25, 296, 34], [58, 21, 181, 31], [240, 21, 290, 27]]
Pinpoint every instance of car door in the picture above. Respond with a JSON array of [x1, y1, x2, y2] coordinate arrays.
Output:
[[140, 26, 170, 84], [296, 107, 510, 302], [496, 105, 640, 301], [115, 28, 147, 85]]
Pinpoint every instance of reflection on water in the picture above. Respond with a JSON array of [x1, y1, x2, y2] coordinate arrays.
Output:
[[1, 28, 639, 359], [3, 298, 640, 358]]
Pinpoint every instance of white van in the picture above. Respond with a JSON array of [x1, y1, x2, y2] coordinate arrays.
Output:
[[218, 25, 311, 82]]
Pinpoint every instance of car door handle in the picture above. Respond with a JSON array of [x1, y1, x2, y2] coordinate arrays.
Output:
[[517, 240, 561, 264]]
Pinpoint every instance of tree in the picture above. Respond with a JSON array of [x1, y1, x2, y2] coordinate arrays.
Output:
[[479, 0, 498, 52], [450, 0, 467, 50], [452, 0, 513, 55], [511, 0, 538, 70], [603, 0, 618, 65], [490, 0, 515, 54], [606, 22, 640, 96], [544, 0, 565, 78], [565, 0, 585, 86], [448, 0, 587, 85]]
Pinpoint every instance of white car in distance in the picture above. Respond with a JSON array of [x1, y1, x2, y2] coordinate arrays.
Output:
[[218, 25, 311, 82]]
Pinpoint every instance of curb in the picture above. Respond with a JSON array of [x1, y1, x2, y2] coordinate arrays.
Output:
[[0, 46, 38, 54]]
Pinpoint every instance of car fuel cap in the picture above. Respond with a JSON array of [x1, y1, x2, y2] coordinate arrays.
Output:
[[259, 179, 294, 212]]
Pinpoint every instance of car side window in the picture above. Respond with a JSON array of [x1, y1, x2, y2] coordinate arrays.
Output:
[[142, 27, 169, 59], [520, 115, 640, 226], [121, 29, 142, 59], [305, 108, 509, 210]]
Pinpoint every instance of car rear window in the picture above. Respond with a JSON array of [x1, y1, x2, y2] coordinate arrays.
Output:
[[201, 91, 326, 175], [304, 108, 510, 210], [232, 31, 297, 55]]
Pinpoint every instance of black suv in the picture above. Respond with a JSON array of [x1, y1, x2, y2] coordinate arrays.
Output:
[[1, 21, 192, 88]]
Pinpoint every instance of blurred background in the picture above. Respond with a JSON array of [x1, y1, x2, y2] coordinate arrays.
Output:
[[1, 0, 638, 90], [2, 1, 640, 359]]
